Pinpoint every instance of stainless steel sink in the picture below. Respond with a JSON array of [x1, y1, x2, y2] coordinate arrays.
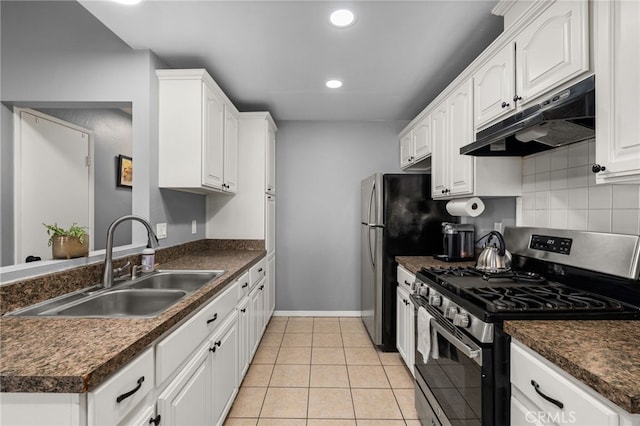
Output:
[[51, 289, 187, 317], [6, 269, 225, 318], [127, 270, 224, 292]]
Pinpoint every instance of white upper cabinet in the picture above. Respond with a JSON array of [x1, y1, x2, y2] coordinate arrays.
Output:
[[473, 42, 516, 128], [474, 1, 589, 130], [432, 79, 522, 200], [224, 106, 239, 193], [399, 114, 432, 170], [447, 80, 475, 197], [593, 0, 640, 184], [203, 84, 225, 189], [514, 0, 589, 107], [431, 101, 449, 196], [266, 124, 276, 195], [158, 69, 239, 194]]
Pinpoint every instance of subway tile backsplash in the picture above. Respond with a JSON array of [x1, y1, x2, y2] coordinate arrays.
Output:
[[519, 139, 640, 234]]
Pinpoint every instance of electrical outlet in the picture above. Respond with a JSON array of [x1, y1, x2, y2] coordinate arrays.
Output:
[[191, 220, 197, 234], [156, 223, 167, 239], [494, 222, 503, 233]]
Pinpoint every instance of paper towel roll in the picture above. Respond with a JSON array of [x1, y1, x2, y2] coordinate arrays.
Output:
[[446, 197, 485, 217]]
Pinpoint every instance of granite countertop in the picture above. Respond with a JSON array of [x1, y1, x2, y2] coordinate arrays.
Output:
[[0, 248, 265, 393], [505, 320, 640, 414], [396, 255, 476, 275]]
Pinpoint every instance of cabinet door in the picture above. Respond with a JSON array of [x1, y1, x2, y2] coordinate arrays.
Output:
[[266, 125, 276, 195], [396, 286, 408, 366], [594, 0, 640, 183], [447, 80, 475, 197], [157, 344, 210, 426], [399, 130, 414, 169], [266, 194, 275, 256], [515, 1, 589, 105], [406, 297, 415, 377], [125, 404, 157, 426], [413, 115, 432, 161], [510, 395, 547, 426], [210, 313, 239, 424], [237, 298, 251, 381], [249, 285, 262, 356], [474, 42, 516, 129], [223, 106, 239, 193], [267, 253, 276, 318], [203, 83, 225, 189], [431, 102, 449, 198]]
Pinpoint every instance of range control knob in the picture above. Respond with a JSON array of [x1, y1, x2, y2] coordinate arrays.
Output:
[[445, 306, 459, 319], [428, 294, 442, 307], [453, 313, 471, 328]]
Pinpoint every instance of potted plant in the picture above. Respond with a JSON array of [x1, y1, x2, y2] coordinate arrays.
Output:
[[43, 223, 89, 259]]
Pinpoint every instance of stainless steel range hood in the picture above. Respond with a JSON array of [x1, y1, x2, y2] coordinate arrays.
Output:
[[461, 75, 595, 156]]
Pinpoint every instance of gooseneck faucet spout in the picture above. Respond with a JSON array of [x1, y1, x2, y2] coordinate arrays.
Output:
[[102, 215, 160, 288]]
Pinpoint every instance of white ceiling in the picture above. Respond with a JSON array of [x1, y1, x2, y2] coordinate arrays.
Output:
[[80, 1, 503, 122]]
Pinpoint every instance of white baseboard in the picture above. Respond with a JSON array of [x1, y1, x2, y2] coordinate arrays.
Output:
[[273, 310, 362, 317]]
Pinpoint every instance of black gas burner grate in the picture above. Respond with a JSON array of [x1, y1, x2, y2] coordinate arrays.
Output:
[[465, 285, 624, 313]]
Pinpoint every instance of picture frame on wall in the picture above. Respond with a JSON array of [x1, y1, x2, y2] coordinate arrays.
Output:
[[117, 155, 133, 188]]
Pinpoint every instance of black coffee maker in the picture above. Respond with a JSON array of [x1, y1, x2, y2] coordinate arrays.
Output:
[[435, 222, 475, 261]]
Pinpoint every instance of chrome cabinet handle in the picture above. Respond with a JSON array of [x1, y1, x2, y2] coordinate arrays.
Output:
[[501, 101, 510, 108], [513, 95, 522, 102], [149, 414, 161, 425], [116, 376, 144, 403], [592, 163, 606, 173], [531, 380, 564, 409]]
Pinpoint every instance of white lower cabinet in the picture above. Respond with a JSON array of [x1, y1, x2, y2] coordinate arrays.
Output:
[[157, 342, 211, 426], [267, 253, 275, 318], [237, 297, 251, 381], [88, 347, 155, 426], [395, 266, 415, 377], [128, 403, 159, 426], [511, 339, 640, 426], [210, 312, 239, 424]]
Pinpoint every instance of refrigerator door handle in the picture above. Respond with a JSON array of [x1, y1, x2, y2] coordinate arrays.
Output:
[[368, 180, 376, 226], [367, 226, 375, 268]]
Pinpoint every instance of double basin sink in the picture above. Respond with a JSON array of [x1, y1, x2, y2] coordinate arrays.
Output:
[[7, 270, 225, 318]]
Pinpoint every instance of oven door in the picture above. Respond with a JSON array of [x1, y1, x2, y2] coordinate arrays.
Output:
[[414, 314, 494, 426]]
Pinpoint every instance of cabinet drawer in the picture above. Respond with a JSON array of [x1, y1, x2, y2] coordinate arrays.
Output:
[[236, 271, 250, 301], [156, 280, 238, 385], [397, 265, 415, 292], [88, 347, 154, 426], [510, 340, 619, 426], [249, 258, 266, 290]]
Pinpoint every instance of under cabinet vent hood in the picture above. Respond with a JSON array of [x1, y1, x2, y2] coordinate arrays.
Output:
[[461, 75, 595, 156]]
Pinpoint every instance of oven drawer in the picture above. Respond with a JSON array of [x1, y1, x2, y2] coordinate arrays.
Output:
[[510, 340, 619, 426], [397, 265, 415, 292]]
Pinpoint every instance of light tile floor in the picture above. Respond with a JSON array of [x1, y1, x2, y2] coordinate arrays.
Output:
[[224, 316, 420, 426]]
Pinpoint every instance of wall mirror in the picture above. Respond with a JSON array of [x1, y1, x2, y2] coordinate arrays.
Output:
[[1, 101, 137, 281]]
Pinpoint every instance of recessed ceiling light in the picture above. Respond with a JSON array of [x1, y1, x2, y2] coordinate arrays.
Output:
[[329, 9, 356, 28], [326, 79, 343, 89], [112, 0, 142, 5]]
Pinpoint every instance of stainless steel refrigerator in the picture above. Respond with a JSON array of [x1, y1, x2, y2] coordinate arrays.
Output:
[[361, 173, 455, 351]]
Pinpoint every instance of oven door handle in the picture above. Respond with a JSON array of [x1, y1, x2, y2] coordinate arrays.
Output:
[[431, 319, 483, 366]]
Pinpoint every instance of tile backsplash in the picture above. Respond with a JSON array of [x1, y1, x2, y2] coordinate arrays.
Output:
[[519, 139, 640, 234]]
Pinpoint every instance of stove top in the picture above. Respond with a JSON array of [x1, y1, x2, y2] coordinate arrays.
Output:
[[464, 284, 624, 313], [416, 266, 640, 319]]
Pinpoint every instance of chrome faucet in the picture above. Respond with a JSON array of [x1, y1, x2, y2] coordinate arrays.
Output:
[[102, 215, 159, 288]]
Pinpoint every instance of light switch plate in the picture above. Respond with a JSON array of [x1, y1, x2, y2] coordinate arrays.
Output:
[[191, 220, 197, 234], [156, 223, 167, 239]]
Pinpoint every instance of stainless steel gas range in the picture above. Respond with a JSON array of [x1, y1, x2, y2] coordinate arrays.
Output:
[[411, 227, 640, 426]]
